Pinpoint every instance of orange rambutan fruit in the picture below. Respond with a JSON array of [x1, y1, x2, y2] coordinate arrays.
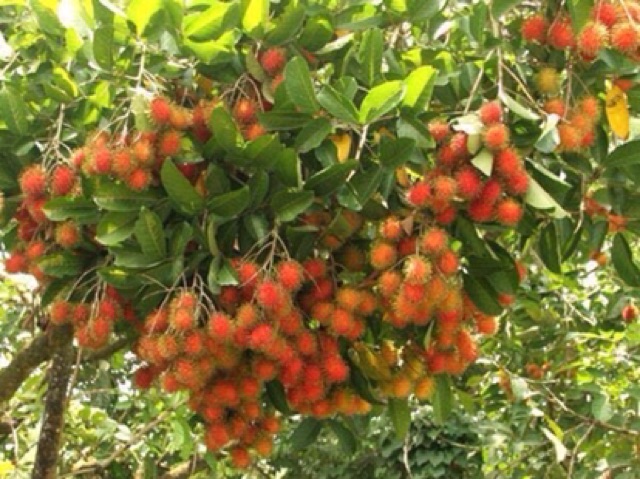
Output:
[[378, 270, 402, 298], [336, 287, 363, 312], [414, 376, 435, 400], [55, 221, 80, 248], [171, 307, 195, 331], [111, 149, 135, 177], [403, 255, 432, 284], [456, 329, 478, 362], [431, 175, 458, 207], [331, 308, 354, 336], [233, 98, 257, 124], [276, 259, 304, 292], [230, 447, 251, 469], [558, 123, 582, 151], [169, 106, 192, 130], [158, 130, 182, 157], [436, 250, 459, 276], [379, 216, 403, 242], [25, 240, 46, 261], [125, 168, 152, 191], [475, 314, 498, 335], [577, 22, 608, 59], [324, 355, 350, 383], [419, 227, 448, 257], [611, 22, 638, 53], [49, 299, 71, 325], [370, 241, 398, 270], [132, 139, 155, 166], [144, 308, 169, 334], [483, 123, 510, 151], [496, 198, 524, 226], [543, 98, 566, 117]]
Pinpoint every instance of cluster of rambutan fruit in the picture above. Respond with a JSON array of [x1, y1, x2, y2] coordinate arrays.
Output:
[[418, 101, 528, 226], [521, 2, 640, 61]]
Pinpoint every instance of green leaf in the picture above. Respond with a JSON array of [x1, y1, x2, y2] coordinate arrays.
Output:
[[98, 266, 143, 289], [96, 212, 137, 246], [538, 222, 562, 274], [304, 160, 358, 196], [0, 88, 29, 135], [567, 0, 594, 32], [359, 81, 405, 124], [491, 0, 523, 17], [160, 160, 205, 216], [183, 1, 240, 41], [612, 234, 640, 287], [298, 15, 333, 51], [499, 91, 540, 121], [328, 420, 357, 455], [265, 380, 293, 415], [93, 181, 160, 212], [93, 26, 113, 70], [463, 275, 503, 316], [358, 29, 383, 87], [592, 393, 614, 422], [284, 57, 320, 114], [294, 118, 332, 153], [379, 137, 416, 169], [290, 418, 322, 451], [38, 252, 84, 277], [134, 208, 166, 260], [273, 148, 301, 188], [126, 0, 162, 35], [387, 398, 411, 439], [432, 375, 453, 425], [524, 176, 568, 218], [264, 4, 305, 45], [241, 0, 268, 37], [471, 149, 493, 176], [402, 65, 437, 112], [317, 84, 360, 124], [43, 197, 98, 224], [604, 139, 640, 168], [183, 31, 239, 64], [208, 186, 251, 218], [271, 190, 314, 222], [209, 105, 243, 152]]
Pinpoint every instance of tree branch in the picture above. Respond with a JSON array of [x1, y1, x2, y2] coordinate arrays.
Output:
[[0, 326, 72, 406], [82, 337, 132, 362], [32, 325, 74, 479], [159, 457, 208, 479]]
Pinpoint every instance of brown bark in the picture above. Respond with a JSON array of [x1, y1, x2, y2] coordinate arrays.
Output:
[[0, 326, 73, 406], [31, 325, 74, 479]]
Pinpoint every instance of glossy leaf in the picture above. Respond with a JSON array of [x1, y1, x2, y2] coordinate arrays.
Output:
[[290, 418, 322, 451], [207, 186, 251, 218], [160, 160, 205, 216], [359, 81, 406, 124], [284, 57, 320, 114], [134, 208, 166, 260], [388, 398, 411, 439], [271, 190, 314, 222]]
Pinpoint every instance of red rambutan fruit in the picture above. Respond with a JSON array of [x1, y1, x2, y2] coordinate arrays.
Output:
[[171, 307, 195, 331], [505, 168, 529, 196], [493, 147, 521, 178], [611, 22, 638, 53], [420, 227, 448, 257], [336, 287, 363, 312], [149, 97, 172, 125], [427, 119, 450, 143], [248, 323, 276, 350], [397, 235, 418, 257], [468, 198, 494, 222], [132, 139, 155, 166], [558, 123, 582, 151], [406, 181, 432, 207], [169, 106, 192, 130], [91, 148, 112, 175], [432, 175, 458, 206], [521, 14, 548, 43], [19, 165, 47, 198], [233, 99, 257, 124], [577, 22, 608, 59], [455, 166, 483, 199], [324, 355, 349, 383], [111, 149, 135, 177], [276, 259, 304, 291], [475, 314, 498, 335], [230, 447, 251, 469], [256, 280, 287, 311], [302, 257, 327, 280], [449, 132, 469, 159], [435, 206, 457, 225], [260, 47, 287, 76], [49, 299, 71, 325], [133, 366, 157, 389], [243, 122, 267, 141], [479, 101, 503, 125], [50, 165, 76, 196], [331, 308, 354, 336], [403, 255, 433, 284], [591, 2, 617, 28], [25, 240, 46, 261], [437, 250, 459, 275], [378, 270, 402, 298], [548, 16, 575, 49], [543, 98, 566, 117]]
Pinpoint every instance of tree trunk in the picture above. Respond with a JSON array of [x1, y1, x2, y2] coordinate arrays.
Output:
[[31, 326, 74, 479]]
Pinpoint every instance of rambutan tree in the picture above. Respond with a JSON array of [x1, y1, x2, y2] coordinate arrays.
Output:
[[0, 0, 639, 476]]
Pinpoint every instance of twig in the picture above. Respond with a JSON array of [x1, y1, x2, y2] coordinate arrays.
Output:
[[567, 423, 595, 478]]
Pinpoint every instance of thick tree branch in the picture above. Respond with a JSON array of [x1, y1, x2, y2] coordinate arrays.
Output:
[[0, 326, 72, 406], [32, 326, 74, 479]]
